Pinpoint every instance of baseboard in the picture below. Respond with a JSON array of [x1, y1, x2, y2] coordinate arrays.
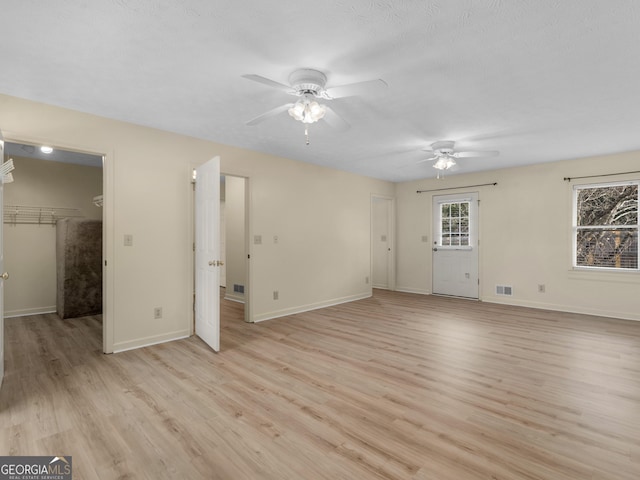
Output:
[[483, 295, 640, 322], [253, 292, 371, 323], [394, 286, 430, 295], [113, 330, 191, 353], [5, 306, 57, 318], [224, 293, 245, 304]]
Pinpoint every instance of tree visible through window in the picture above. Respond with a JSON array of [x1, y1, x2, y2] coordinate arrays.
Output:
[[574, 182, 638, 269], [440, 201, 470, 246]]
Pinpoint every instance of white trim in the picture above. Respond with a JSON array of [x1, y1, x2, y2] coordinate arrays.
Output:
[[224, 293, 245, 304], [395, 286, 430, 295], [483, 296, 640, 322], [113, 330, 191, 353], [253, 292, 371, 323], [5, 307, 56, 318]]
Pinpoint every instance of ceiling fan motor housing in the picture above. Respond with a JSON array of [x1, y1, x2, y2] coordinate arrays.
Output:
[[288, 68, 327, 97]]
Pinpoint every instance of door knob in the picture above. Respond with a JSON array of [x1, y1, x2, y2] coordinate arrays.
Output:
[[432, 248, 438, 252], [208, 261, 215, 266], [1, 272, 8, 280], [216, 260, 224, 266]]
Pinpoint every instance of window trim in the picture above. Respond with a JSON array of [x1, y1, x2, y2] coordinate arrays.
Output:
[[572, 179, 639, 272]]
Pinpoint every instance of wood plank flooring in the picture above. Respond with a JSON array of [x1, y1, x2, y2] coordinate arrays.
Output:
[[1, 289, 640, 479]]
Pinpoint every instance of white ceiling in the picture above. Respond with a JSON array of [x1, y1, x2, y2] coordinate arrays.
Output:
[[2, 0, 640, 182]]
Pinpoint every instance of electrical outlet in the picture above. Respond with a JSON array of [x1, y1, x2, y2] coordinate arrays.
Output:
[[538, 284, 546, 293], [153, 307, 162, 319], [273, 290, 279, 300]]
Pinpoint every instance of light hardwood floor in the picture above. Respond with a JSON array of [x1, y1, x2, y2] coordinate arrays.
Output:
[[1, 290, 640, 479]]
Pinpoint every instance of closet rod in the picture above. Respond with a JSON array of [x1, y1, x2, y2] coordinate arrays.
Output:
[[417, 182, 497, 194], [563, 170, 640, 182]]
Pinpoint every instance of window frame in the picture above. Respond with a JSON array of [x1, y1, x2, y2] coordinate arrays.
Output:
[[572, 180, 639, 272], [436, 197, 474, 251]]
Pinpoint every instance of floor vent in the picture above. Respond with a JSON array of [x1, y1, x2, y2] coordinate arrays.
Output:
[[233, 284, 245, 294], [496, 285, 513, 296]]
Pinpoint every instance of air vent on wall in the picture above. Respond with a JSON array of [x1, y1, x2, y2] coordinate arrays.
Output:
[[233, 284, 245, 294], [496, 285, 513, 296]]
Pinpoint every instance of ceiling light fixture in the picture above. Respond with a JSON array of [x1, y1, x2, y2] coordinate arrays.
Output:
[[433, 155, 456, 179], [288, 94, 327, 146], [288, 94, 326, 124], [433, 155, 456, 171], [40, 146, 53, 154]]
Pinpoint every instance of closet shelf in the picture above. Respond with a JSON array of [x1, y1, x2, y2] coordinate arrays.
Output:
[[3, 204, 84, 225]]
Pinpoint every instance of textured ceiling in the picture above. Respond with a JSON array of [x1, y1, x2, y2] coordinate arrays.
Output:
[[2, 0, 640, 182]]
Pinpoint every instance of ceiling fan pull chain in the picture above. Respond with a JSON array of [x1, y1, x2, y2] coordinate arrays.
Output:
[[305, 126, 310, 145]]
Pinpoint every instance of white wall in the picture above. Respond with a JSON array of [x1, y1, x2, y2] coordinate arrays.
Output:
[[3, 155, 102, 316], [396, 151, 640, 321], [0, 94, 394, 352]]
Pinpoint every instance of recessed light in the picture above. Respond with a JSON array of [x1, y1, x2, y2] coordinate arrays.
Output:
[[41, 146, 53, 154]]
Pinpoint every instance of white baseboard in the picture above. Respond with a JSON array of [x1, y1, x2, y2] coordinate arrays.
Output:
[[224, 293, 245, 304], [253, 292, 371, 323], [483, 295, 640, 322], [394, 286, 430, 295], [5, 306, 57, 318], [113, 330, 191, 353]]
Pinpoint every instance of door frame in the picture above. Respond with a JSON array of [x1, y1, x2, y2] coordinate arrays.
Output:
[[370, 194, 396, 291], [188, 163, 252, 330], [2, 133, 113, 353]]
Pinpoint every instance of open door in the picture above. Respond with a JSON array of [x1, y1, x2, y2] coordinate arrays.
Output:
[[0, 131, 14, 386], [432, 192, 479, 298], [195, 156, 221, 352]]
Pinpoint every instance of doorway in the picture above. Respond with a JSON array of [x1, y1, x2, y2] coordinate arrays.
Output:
[[192, 163, 250, 352], [2, 140, 106, 343], [432, 192, 479, 298]]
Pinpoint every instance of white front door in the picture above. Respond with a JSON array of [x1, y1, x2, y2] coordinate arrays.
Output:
[[195, 157, 221, 352], [432, 192, 479, 298]]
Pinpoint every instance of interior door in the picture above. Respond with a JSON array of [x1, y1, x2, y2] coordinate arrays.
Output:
[[372, 196, 393, 289], [0, 131, 11, 386], [195, 156, 221, 352], [432, 192, 479, 298]]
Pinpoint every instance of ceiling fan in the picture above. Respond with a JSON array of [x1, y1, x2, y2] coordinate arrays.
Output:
[[242, 68, 387, 144], [418, 140, 499, 177]]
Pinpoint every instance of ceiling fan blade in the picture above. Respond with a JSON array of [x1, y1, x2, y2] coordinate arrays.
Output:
[[246, 103, 295, 126], [242, 74, 295, 94], [416, 156, 437, 164], [454, 150, 500, 158], [323, 106, 350, 130], [325, 79, 388, 99]]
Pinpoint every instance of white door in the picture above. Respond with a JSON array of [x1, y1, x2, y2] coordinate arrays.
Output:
[[432, 192, 479, 298], [0, 131, 11, 387], [372, 196, 394, 289], [195, 157, 221, 352]]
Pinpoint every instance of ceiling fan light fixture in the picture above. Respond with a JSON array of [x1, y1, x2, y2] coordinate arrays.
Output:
[[433, 155, 456, 171], [288, 95, 326, 124]]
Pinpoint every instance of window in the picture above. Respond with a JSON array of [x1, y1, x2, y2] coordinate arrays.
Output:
[[573, 181, 639, 270], [439, 201, 470, 246]]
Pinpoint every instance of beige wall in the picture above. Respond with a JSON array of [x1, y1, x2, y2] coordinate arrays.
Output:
[[3, 155, 102, 316], [0, 94, 394, 352], [396, 151, 640, 321]]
